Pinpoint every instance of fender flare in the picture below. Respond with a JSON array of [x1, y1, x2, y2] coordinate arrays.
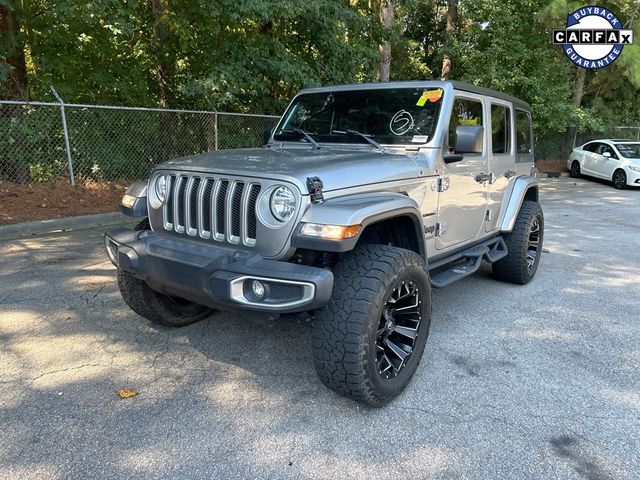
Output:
[[120, 180, 148, 218], [498, 175, 539, 233], [291, 191, 426, 256]]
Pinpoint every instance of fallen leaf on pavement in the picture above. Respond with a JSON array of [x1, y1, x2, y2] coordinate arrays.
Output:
[[116, 389, 139, 399]]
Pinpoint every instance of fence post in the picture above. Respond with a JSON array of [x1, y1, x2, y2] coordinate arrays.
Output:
[[214, 112, 219, 151], [50, 86, 76, 186]]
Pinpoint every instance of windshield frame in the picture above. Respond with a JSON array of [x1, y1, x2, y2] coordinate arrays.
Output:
[[270, 83, 451, 149]]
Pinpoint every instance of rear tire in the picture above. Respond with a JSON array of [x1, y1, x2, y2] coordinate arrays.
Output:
[[570, 161, 581, 178], [612, 169, 627, 190], [312, 244, 432, 407], [493, 201, 544, 285], [117, 270, 213, 327]]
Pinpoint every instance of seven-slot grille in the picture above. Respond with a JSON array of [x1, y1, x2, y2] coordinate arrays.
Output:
[[163, 174, 262, 246]]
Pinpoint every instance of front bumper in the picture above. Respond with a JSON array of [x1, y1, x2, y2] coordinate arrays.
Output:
[[104, 227, 333, 314], [625, 168, 640, 186]]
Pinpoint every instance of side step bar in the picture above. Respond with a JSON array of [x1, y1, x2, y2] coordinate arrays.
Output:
[[429, 237, 508, 288]]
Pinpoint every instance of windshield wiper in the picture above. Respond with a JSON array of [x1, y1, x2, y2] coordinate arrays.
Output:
[[331, 129, 383, 151], [280, 128, 321, 149]]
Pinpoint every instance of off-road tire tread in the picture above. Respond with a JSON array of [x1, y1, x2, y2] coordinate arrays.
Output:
[[117, 270, 212, 327], [492, 200, 543, 285], [312, 244, 431, 407]]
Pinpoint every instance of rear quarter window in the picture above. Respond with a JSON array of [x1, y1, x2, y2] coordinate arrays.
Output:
[[515, 109, 532, 155]]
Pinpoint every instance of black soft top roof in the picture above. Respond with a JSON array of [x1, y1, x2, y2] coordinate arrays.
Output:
[[449, 81, 531, 110]]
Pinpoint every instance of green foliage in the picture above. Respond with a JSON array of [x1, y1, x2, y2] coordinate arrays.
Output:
[[1, 0, 639, 167], [450, 0, 576, 135]]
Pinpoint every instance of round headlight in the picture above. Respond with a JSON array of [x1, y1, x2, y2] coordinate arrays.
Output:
[[155, 175, 166, 203], [270, 186, 296, 222]]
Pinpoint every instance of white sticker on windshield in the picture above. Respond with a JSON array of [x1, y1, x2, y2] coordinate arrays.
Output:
[[411, 135, 429, 143], [390, 110, 415, 135]]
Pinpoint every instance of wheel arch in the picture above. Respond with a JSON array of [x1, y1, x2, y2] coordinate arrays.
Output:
[[498, 175, 539, 233], [291, 191, 426, 258]]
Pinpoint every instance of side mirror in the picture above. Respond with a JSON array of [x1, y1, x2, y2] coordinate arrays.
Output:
[[455, 125, 484, 154], [263, 127, 275, 145], [602, 151, 612, 158]]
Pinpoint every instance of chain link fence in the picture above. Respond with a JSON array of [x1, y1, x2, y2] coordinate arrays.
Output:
[[0, 100, 280, 185], [3, 98, 636, 181]]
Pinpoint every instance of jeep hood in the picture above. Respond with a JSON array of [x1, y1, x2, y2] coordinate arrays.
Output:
[[159, 147, 422, 193]]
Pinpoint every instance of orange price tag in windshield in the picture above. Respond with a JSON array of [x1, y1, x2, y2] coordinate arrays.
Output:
[[416, 89, 443, 106]]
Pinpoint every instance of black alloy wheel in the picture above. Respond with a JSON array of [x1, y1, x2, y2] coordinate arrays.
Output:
[[376, 280, 422, 379], [613, 170, 627, 190], [526, 216, 541, 272]]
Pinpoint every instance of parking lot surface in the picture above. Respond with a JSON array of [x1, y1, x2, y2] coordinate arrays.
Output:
[[1, 177, 639, 479]]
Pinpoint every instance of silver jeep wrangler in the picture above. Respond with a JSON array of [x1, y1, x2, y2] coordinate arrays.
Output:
[[105, 81, 543, 406]]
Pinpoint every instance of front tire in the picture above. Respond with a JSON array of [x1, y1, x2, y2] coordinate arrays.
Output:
[[117, 270, 213, 327], [312, 245, 432, 407], [493, 201, 544, 285], [612, 169, 627, 190]]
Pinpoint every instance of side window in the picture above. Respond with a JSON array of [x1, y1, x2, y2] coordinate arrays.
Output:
[[491, 104, 512, 154], [598, 144, 616, 158], [448, 98, 484, 153], [515, 109, 532, 155], [583, 143, 599, 152]]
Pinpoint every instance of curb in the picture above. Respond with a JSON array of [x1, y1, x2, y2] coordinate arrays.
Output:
[[541, 172, 569, 178], [0, 211, 132, 241]]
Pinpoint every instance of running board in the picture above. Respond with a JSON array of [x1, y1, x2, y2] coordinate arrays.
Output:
[[429, 237, 508, 288]]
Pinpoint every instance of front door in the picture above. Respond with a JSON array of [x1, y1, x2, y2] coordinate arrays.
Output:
[[436, 94, 488, 250], [594, 143, 620, 179]]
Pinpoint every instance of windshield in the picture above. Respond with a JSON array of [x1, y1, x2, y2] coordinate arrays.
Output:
[[615, 143, 640, 158], [274, 88, 444, 146]]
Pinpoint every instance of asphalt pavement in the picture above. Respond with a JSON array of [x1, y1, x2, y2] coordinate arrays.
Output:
[[1, 176, 639, 479]]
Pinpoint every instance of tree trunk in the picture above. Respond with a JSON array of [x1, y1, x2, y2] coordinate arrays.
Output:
[[440, 0, 458, 80], [377, 0, 394, 82], [150, 0, 177, 160], [0, 2, 29, 100], [150, 0, 175, 108], [0, 2, 31, 183], [565, 0, 596, 149]]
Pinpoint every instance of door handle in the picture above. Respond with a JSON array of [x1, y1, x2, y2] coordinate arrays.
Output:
[[505, 169, 516, 179], [475, 173, 495, 183]]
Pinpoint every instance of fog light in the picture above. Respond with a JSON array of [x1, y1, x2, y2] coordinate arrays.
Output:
[[251, 280, 265, 299]]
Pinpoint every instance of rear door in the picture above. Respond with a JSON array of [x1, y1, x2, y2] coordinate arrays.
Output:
[[435, 94, 488, 250], [582, 142, 601, 174], [486, 101, 514, 232]]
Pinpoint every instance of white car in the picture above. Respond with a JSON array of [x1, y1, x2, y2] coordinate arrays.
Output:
[[568, 139, 640, 189]]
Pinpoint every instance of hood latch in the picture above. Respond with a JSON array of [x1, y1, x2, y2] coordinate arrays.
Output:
[[306, 176, 324, 203]]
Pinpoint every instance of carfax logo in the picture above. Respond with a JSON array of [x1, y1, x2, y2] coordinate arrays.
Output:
[[553, 5, 634, 70]]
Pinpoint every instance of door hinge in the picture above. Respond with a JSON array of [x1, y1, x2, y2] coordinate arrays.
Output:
[[437, 177, 450, 192], [485, 209, 493, 222], [306, 176, 324, 203], [435, 222, 447, 237]]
